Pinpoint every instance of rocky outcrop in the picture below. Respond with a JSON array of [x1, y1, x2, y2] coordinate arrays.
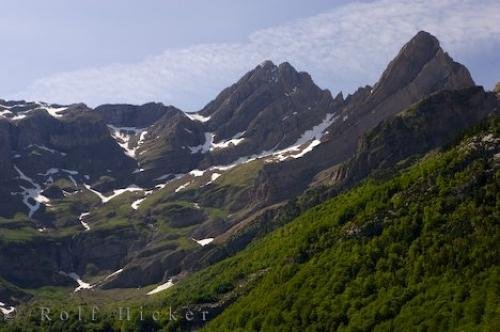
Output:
[[313, 87, 498, 187], [6, 105, 135, 179], [0, 119, 14, 180], [101, 249, 187, 289], [94, 102, 175, 128], [0, 224, 149, 288], [137, 110, 206, 179], [195, 61, 341, 167], [0, 103, 138, 219], [370, 31, 473, 106]]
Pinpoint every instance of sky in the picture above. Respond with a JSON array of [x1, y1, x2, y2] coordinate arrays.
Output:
[[1, 0, 499, 111]]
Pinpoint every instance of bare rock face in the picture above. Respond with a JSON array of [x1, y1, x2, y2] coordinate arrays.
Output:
[[136, 110, 206, 179], [251, 31, 476, 206], [370, 31, 473, 104], [495, 82, 500, 98], [132, 61, 342, 177], [94, 102, 174, 128], [196, 61, 340, 167], [314, 87, 498, 188], [13, 107, 136, 180], [0, 119, 14, 180], [0, 102, 139, 219], [338, 31, 475, 133]]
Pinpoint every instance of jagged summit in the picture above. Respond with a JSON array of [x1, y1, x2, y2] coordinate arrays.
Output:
[[407, 30, 440, 50], [371, 30, 474, 100]]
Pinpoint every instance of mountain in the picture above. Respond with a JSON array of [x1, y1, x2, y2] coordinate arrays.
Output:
[[313, 86, 498, 188], [0, 31, 498, 331], [250, 31, 475, 206]]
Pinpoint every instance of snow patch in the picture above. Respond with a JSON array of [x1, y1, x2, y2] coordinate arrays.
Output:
[[189, 132, 245, 154], [175, 181, 191, 193], [79, 212, 91, 231], [38, 168, 60, 176], [211, 136, 245, 150], [28, 144, 67, 156], [184, 112, 211, 123], [59, 272, 93, 292], [13, 166, 50, 219], [189, 169, 205, 177], [269, 113, 337, 161], [0, 301, 15, 316], [42, 106, 67, 118], [147, 279, 174, 295], [191, 113, 337, 174], [193, 238, 214, 246], [131, 198, 145, 210], [38, 168, 78, 187], [84, 184, 143, 203], [107, 125, 148, 158], [189, 133, 214, 154], [0, 110, 13, 117], [104, 268, 124, 281], [11, 114, 27, 120], [62, 169, 79, 175]]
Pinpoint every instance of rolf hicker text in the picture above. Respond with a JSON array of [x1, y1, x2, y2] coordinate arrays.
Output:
[[38, 306, 209, 323]]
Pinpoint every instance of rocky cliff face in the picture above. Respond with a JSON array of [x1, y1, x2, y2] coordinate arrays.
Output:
[[202, 61, 337, 147], [313, 87, 499, 188], [250, 31, 476, 206], [135, 110, 206, 179], [89, 60, 342, 182], [370, 31, 473, 105], [94, 102, 173, 128], [0, 102, 137, 219], [0, 120, 14, 180]]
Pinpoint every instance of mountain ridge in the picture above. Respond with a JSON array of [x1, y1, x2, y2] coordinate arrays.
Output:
[[0, 31, 498, 327]]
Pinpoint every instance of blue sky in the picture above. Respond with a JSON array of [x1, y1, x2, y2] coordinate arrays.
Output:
[[1, 0, 499, 110]]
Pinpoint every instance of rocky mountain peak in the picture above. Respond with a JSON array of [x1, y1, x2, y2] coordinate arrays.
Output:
[[247, 60, 304, 87], [406, 30, 440, 52], [333, 91, 344, 104], [257, 60, 276, 70], [370, 31, 473, 100], [495, 82, 500, 97]]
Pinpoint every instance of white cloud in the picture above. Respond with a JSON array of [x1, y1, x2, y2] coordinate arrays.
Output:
[[12, 0, 500, 110]]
